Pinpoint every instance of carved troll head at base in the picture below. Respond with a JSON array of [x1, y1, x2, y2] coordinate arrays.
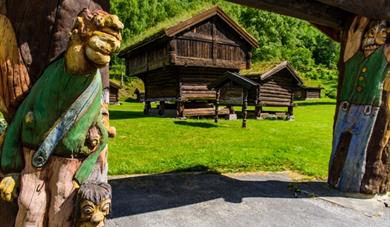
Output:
[[76, 181, 112, 227], [65, 9, 124, 75]]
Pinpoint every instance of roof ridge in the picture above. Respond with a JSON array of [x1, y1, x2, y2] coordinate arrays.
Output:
[[119, 5, 258, 57]]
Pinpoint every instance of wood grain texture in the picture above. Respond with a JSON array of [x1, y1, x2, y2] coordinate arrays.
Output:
[[317, 0, 390, 20], [0, 15, 30, 121], [15, 148, 82, 227], [6, 0, 108, 82], [227, 0, 350, 29]]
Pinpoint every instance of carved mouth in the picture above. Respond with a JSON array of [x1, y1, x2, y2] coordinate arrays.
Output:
[[100, 27, 121, 41], [363, 44, 379, 52]]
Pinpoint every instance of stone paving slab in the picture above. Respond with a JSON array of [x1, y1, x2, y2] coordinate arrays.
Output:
[[107, 172, 390, 227]]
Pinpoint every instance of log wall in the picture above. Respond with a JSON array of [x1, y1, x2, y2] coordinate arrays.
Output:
[[256, 70, 300, 107], [179, 67, 236, 101], [109, 87, 119, 104], [219, 82, 258, 106], [175, 17, 249, 69], [142, 69, 178, 100], [127, 44, 169, 76], [305, 89, 321, 99]]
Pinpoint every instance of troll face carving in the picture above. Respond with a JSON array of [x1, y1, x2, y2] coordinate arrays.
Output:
[[65, 9, 124, 75], [76, 182, 112, 227], [362, 20, 389, 56]]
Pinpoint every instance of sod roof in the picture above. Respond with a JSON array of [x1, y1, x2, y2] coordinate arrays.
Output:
[[241, 61, 304, 86], [119, 5, 258, 57]]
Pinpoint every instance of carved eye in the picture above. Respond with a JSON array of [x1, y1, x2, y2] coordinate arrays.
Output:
[[101, 202, 111, 215], [82, 205, 94, 216], [94, 15, 104, 27]]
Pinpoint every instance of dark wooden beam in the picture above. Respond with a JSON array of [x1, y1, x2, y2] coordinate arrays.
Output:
[[226, 0, 351, 29], [317, 0, 390, 20]]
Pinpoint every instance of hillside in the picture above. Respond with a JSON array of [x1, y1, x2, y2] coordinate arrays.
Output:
[[110, 0, 340, 99]]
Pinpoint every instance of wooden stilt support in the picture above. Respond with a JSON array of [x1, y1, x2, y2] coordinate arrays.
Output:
[[214, 89, 220, 123], [144, 101, 151, 115], [159, 101, 165, 116], [228, 105, 235, 115], [287, 106, 294, 120], [176, 101, 185, 118], [242, 89, 248, 128], [255, 106, 262, 120]]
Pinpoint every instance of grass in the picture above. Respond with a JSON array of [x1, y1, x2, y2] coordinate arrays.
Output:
[[108, 99, 336, 179], [120, 3, 215, 52]]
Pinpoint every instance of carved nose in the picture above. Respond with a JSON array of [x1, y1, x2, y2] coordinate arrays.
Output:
[[91, 212, 105, 223], [110, 15, 124, 30]]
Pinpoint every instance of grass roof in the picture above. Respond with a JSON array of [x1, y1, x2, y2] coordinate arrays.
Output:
[[242, 61, 328, 89], [121, 3, 215, 52], [241, 60, 285, 76]]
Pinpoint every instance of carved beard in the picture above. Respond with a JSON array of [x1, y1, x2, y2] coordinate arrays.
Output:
[[362, 21, 388, 55], [362, 37, 379, 52]]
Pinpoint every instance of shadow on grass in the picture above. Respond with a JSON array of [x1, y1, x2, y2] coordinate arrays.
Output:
[[296, 101, 336, 106], [109, 166, 347, 219], [174, 121, 219, 128], [109, 110, 148, 120]]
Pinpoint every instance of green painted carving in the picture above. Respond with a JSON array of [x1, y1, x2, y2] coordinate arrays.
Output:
[[1, 58, 107, 184], [0, 2, 123, 225], [329, 18, 390, 193]]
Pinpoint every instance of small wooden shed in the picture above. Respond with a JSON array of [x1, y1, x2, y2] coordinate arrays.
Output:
[[303, 86, 323, 99], [109, 81, 122, 105], [208, 71, 259, 127], [242, 61, 304, 118], [119, 6, 258, 117], [295, 86, 323, 100], [209, 61, 303, 121]]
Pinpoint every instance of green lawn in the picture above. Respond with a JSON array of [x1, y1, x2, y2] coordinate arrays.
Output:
[[108, 99, 336, 179]]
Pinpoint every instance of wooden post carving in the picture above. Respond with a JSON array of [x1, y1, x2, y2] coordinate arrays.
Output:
[[329, 17, 390, 193], [0, 2, 123, 226]]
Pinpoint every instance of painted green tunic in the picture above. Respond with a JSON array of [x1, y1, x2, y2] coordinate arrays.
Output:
[[340, 46, 389, 106], [1, 58, 107, 184]]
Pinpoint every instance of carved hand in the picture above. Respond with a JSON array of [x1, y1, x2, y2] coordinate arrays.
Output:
[[0, 176, 17, 202], [344, 16, 370, 62], [65, 9, 123, 75]]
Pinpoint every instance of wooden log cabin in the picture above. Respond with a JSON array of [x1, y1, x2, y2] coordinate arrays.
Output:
[[211, 61, 304, 120], [208, 71, 259, 127], [118, 6, 258, 117], [295, 86, 323, 100], [109, 80, 121, 105], [302, 86, 323, 99]]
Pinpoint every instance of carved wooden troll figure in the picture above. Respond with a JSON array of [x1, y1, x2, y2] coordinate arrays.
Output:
[[0, 9, 123, 226], [329, 17, 390, 193]]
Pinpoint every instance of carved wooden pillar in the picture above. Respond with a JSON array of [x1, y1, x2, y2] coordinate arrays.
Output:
[[328, 17, 390, 194], [0, 2, 121, 225]]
